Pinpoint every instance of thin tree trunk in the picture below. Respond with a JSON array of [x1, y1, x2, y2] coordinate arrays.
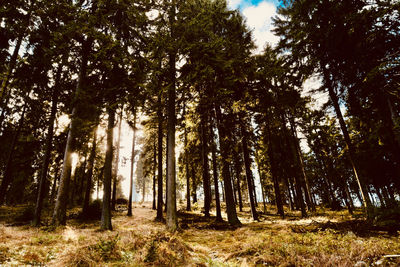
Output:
[[52, 38, 91, 226], [100, 107, 115, 230], [153, 140, 157, 210], [200, 110, 211, 217], [192, 162, 197, 203], [265, 115, 284, 218], [112, 108, 123, 211], [240, 124, 258, 221], [156, 94, 164, 221], [165, 132, 168, 213], [82, 126, 97, 215], [184, 127, 191, 211], [211, 122, 222, 221], [214, 104, 240, 226], [233, 152, 243, 211], [128, 112, 136, 217], [288, 115, 315, 212], [33, 78, 60, 226]]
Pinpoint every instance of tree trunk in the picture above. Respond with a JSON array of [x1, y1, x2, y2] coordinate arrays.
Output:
[[152, 140, 157, 210], [112, 108, 123, 211], [322, 66, 372, 215], [156, 94, 164, 221], [200, 110, 211, 217], [192, 162, 197, 203], [82, 126, 97, 215], [288, 115, 315, 212], [211, 121, 222, 221], [0, 103, 27, 204], [52, 38, 91, 225], [214, 104, 240, 226], [100, 107, 115, 230], [184, 127, 191, 211], [128, 112, 136, 217], [33, 74, 60, 226], [233, 151, 243, 211], [240, 123, 258, 221], [166, 37, 177, 232], [265, 115, 284, 218]]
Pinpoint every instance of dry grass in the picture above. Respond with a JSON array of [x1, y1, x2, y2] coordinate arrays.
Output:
[[0, 203, 400, 266]]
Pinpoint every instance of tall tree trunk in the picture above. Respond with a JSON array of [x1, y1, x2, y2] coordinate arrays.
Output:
[[166, 41, 177, 232], [211, 122, 222, 221], [265, 115, 284, 218], [50, 166, 60, 205], [288, 115, 315, 212], [322, 66, 372, 215], [0, 103, 27, 204], [156, 95, 164, 221], [112, 108, 123, 211], [52, 38, 91, 225], [214, 104, 240, 226], [82, 126, 97, 215], [184, 127, 191, 211], [128, 112, 136, 217], [33, 76, 60, 226], [255, 152, 267, 214], [100, 107, 115, 230], [191, 162, 197, 203], [233, 151, 243, 211], [152, 141, 157, 210], [165, 132, 168, 212], [200, 110, 211, 217], [240, 123, 258, 221]]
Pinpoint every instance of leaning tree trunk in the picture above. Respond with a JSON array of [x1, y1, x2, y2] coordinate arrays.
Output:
[[322, 65, 372, 215], [52, 38, 91, 226], [33, 64, 61, 226], [100, 107, 115, 230], [240, 123, 258, 221], [215, 104, 241, 226], [112, 108, 123, 211], [128, 112, 136, 217]]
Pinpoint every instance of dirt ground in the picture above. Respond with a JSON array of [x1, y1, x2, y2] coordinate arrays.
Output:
[[1, 202, 400, 266]]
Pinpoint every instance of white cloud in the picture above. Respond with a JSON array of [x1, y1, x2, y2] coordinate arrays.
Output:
[[227, 0, 242, 9], [242, 1, 279, 54]]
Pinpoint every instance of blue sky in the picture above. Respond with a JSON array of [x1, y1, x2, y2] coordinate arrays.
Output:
[[227, 0, 280, 53]]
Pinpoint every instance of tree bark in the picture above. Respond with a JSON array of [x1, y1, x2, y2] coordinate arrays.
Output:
[[100, 107, 115, 230], [184, 127, 191, 211], [211, 119, 222, 221], [52, 38, 91, 226], [128, 112, 136, 217], [156, 94, 164, 221], [33, 73, 60, 225], [322, 66, 372, 214], [240, 123, 258, 221], [214, 104, 240, 226], [82, 126, 97, 215], [233, 151, 243, 211], [200, 110, 211, 217], [112, 108, 123, 211], [152, 140, 157, 210]]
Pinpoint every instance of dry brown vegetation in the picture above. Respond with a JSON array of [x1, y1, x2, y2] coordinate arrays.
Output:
[[1, 203, 400, 266]]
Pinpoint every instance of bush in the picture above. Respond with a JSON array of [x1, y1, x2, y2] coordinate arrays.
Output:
[[80, 199, 102, 220], [116, 198, 128, 205]]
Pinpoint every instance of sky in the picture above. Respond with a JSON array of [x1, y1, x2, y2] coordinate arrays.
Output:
[[228, 0, 281, 54]]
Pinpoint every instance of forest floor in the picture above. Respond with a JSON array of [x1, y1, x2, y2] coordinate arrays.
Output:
[[1, 202, 400, 266]]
